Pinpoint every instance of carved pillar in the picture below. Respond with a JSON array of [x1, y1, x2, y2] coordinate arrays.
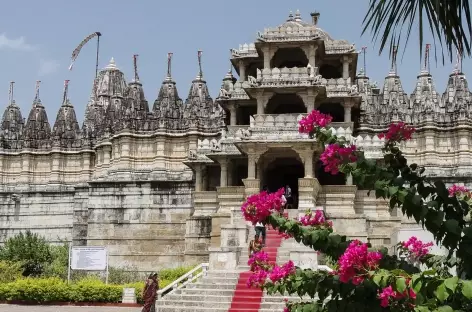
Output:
[[202, 166, 208, 191], [343, 100, 353, 122], [194, 165, 203, 192], [247, 154, 256, 179], [50, 152, 61, 183], [299, 90, 318, 113], [304, 152, 314, 178], [102, 145, 112, 166], [227, 161, 233, 186], [262, 45, 276, 69], [20, 154, 30, 183], [256, 91, 272, 115], [220, 158, 228, 187], [342, 56, 351, 80], [229, 105, 237, 126], [303, 44, 318, 67], [238, 60, 246, 82], [346, 174, 353, 185]]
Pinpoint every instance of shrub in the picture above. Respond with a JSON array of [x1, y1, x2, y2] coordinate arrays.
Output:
[[108, 266, 145, 284], [0, 231, 52, 277], [158, 266, 195, 281], [0, 261, 23, 283], [42, 243, 69, 280]]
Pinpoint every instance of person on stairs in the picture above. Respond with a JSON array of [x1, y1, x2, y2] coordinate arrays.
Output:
[[255, 221, 266, 247], [249, 234, 263, 257], [284, 184, 293, 210], [142, 273, 159, 312]]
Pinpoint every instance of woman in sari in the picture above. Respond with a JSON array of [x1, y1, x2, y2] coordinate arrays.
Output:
[[142, 273, 159, 312]]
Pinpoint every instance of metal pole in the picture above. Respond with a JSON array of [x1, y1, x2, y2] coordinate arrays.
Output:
[[95, 33, 101, 79], [105, 250, 109, 284], [67, 244, 72, 284]]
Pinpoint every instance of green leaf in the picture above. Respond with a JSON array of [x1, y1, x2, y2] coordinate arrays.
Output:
[[396, 276, 407, 293], [434, 282, 449, 302], [389, 186, 399, 196], [444, 276, 459, 293], [411, 274, 423, 293], [444, 219, 461, 236], [434, 306, 454, 312], [461, 280, 472, 298]]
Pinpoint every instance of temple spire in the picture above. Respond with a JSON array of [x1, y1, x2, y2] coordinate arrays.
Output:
[[34, 80, 41, 104], [8, 81, 14, 106], [166, 52, 173, 80], [62, 80, 70, 105], [133, 54, 140, 82], [197, 50, 203, 79]]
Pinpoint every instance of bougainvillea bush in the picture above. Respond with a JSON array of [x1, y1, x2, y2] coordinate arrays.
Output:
[[241, 110, 472, 311]]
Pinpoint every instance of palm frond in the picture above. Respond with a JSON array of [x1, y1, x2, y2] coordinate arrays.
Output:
[[362, 0, 472, 64]]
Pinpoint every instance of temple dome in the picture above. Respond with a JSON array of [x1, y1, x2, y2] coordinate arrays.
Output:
[[1, 99, 24, 149], [52, 82, 81, 148], [23, 94, 51, 149]]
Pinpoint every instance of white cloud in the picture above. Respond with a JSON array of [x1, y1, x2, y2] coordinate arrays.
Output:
[[38, 59, 60, 76], [0, 33, 36, 51]]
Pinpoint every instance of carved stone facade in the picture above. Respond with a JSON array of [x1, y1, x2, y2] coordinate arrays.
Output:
[[0, 11, 471, 270]]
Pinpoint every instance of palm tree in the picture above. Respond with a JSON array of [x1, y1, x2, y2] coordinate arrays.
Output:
[[362, 0, 472, 63]]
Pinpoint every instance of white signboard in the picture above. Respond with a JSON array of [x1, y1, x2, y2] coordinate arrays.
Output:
[[71, 246, 108, 271]]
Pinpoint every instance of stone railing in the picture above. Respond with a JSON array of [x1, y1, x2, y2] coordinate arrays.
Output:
[[325, 40, 357, 54], [229, 81, 250, 100], [351, 134, 385, 159], [230, 43, 258, 58], [325, 78, 358, 97], [197, 138, 221, 152], [248, 67, 322, 88], [226, 125, 250, 139], [157, 263, 209, 299], [258, 26, 320, 42]]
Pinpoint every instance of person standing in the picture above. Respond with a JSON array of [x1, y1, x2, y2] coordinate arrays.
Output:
[[285, 184, 293, 210], [248, 234, 263, 257], [142, 273, 159, 312], [255, 221, 266, 246]]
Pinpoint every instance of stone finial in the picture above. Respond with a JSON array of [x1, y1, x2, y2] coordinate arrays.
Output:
[[62, 79, 70, 105], [34, 80, 41, 105], [8, 81, 14, 106], [294, 9, 302, 21], [310, 12, 320, 25], [389, 45, 398, 76], [105, 57, 118, 70], [166, 52, 173, 81], [287, 11, 294, 21], [197, 50, 203, 79], [133, 54, 140, 83]]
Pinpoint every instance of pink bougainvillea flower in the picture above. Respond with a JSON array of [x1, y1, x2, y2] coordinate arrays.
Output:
[[448, 184, 470, 197], [299, 210, 332, 228], [320, 144, 357, 175], [269, 260, 296, 283], [241, 188, 285, 224], [378, 283, 416, 308], [336, 240, 382, 285], [246, 269, 268, 288], [401, 236, 433, 261], [378, 122, 415, 143], [298, 110, 333, 134]]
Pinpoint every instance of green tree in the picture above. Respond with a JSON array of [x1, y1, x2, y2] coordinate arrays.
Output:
[[363, 0, 472, 62], [0, 231, 52, 276]]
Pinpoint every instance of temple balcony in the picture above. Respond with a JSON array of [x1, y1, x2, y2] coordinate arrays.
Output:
[[230, 43, 259, 59], [221, 114, 354, 142], [246, 66, 321, 89]]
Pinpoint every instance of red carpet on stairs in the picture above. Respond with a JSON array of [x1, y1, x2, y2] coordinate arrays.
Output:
[[228, 228, 284, 312]]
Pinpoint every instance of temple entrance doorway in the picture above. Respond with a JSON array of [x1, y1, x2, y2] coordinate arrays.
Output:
[[260, 150, 304, 209]]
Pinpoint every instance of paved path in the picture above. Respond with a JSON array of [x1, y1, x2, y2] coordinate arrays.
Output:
[[0, 305, 141, 312]]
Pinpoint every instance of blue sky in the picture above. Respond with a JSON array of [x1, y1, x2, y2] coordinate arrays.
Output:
[[0, 0, 469, 124]]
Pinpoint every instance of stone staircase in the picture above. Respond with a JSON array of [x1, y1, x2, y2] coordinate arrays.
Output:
[[156, 228, 301, 311]]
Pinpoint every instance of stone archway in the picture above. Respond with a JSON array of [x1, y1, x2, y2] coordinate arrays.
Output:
[[259, 148, 304, 209], [271, 47, 309, 68], [265, 93, 307, 114]]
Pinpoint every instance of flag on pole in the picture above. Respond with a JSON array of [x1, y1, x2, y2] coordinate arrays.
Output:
[[69, 32, 101, 71]]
